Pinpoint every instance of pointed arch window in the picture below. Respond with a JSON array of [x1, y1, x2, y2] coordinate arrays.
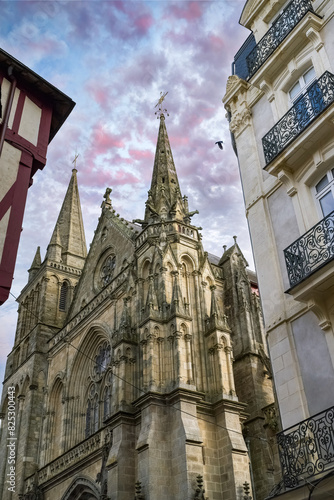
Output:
[[103, 385, 111, 420], [93, 395, 99, 433], [94, 342, 111, 379], [59, 282, 69, 311], [85, 399, 91, 438]]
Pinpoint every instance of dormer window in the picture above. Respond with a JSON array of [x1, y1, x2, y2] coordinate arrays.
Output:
[[289, 67, 316, 103]]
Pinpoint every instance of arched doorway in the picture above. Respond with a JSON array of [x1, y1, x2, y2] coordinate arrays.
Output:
[[61, 477, 100, 500]]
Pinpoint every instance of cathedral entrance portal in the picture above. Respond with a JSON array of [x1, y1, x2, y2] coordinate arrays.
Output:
[[61, 477, 100, 500]]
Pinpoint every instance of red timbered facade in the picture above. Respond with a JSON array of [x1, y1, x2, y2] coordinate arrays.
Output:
[[0, 49, 75, 304]]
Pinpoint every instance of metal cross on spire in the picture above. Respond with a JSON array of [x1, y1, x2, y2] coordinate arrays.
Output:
[[155, 91, 169, 119], [72, 152, 79, 170]]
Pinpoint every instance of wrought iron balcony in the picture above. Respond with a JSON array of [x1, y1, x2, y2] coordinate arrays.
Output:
[[246, 0, 314, 79], [263, 71, 334, 165], [277, 406, 334, 489], [284, 209, 334, 288]]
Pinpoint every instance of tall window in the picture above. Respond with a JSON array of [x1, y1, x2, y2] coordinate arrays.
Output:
[[85, 400, 91, 438], [103, 385, 111, 420], [315, 169, 334, 217], [59, 282, 69, 311], [93, 395, 99, 433], [289, 67, 316, 103]]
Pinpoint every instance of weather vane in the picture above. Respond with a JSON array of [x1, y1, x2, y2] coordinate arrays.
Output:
[[72, 152, 79, 169], [155, 91, 169, 119]]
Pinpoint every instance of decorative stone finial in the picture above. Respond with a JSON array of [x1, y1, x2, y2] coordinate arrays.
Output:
[[233, 235, 237, 244], [101, 187, 112, 210]]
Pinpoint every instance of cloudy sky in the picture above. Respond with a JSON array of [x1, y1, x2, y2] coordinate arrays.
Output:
[[0, 0, 251, 383]]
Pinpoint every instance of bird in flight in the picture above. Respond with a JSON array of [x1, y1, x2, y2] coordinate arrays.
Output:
[[215, 141, 223, 150]]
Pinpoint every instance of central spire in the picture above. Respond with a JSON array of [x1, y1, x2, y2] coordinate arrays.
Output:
[[144, 110, 188, 224]]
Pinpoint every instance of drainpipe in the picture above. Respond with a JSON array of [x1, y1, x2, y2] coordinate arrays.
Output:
[[0, 65, 17, 157]]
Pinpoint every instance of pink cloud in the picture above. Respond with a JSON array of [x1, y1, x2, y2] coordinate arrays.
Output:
[[129, 149, 154, 162], [79, 168, 140, 188], [100, 1, 154, 41], [134, 13, 154, 34], [86, 83, 111, 109], [169, 1, 203, 21], [170, 135, 189, 147], [91, 125, 125, 154]]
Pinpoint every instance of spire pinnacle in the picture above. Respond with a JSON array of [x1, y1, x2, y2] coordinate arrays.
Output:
[[28, 246, 42, 282], [30, 246, 41, 270], [47, 168, 87, 268]]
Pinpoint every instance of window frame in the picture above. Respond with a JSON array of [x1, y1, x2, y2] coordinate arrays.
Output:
[[288, 66, 316, 105], [314, 168, 334, 218]]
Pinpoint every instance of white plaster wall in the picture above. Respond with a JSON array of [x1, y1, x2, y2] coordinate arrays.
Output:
[[250, 96, 275, 172], [18, 97, 42, 146], [269, 322, 307, 428], [291, 311, 334, 415], [267, 185, 300, 290]]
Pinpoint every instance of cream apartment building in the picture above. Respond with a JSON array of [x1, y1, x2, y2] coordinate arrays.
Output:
[[224, 0, 334, 497]]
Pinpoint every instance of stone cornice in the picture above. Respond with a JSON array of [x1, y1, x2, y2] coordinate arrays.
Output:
[[29, 427, 109, 489]]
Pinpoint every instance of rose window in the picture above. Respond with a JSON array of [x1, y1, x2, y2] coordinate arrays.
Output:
[[100, 255, 116, 287]]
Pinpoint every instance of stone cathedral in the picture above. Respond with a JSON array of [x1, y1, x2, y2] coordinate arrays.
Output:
[[0, 111, 278, 500]]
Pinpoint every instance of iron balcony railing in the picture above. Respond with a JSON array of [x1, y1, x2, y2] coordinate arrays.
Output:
[[263, 71, 334, 165], [284, 209, 334, 288], [246, 0, 314, 79], [277, 406, 334, 489]]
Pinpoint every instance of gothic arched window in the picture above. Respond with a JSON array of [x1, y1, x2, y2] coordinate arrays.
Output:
[[93, 395, 99, 433], [94, 343, 111, 379], [103, 385, 111, 421], [85, 399, 91, 438]]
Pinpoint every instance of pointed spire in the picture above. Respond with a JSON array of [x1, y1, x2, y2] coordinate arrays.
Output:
[[47, 169, 87, 268], [47, 223, 62, 262], [30, 246, 41, 269], [28, 246, 41, 282], [171, 271, 185, 315], [210, 285, 218, 318], [218, 235, 249, 267], [145, 275, 159, 311], [144, 115, 187, 224], [205, 285, 231, 335]]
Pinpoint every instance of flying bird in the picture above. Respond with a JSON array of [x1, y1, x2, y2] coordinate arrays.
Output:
[[215, 141, 224, 150]]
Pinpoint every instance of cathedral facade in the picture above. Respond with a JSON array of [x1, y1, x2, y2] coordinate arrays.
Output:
[[0, 112, 276, 500]]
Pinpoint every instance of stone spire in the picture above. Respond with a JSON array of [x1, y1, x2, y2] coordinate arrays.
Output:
[[47, 168, 87, 268], [144, 114, 188, 224], [28, 246, 41, 282], [47, 223, 62, 262]]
